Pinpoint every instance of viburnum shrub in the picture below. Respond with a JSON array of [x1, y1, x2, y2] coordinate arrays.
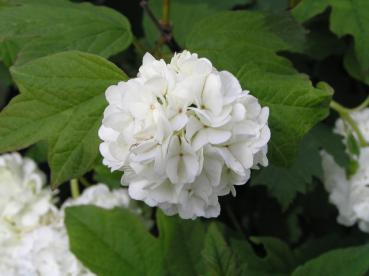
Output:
[[1, 0, 369, 275]]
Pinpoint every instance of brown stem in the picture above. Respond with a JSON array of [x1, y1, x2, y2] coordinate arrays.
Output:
[[162, 0, 170, 27], [140, 0, 182, 53]]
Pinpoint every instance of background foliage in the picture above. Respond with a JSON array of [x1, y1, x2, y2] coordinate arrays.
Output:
[[1, 0, 369, 275]]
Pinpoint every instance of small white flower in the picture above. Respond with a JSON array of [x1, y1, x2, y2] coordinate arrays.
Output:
[[62, 183, 131, 210], [0, 153, 56, 233], [2, 224, 93, 276], [321, 151, 357, 227], [99, 50, 270, 219], [322, 108, 369, 233], [0, 152, 145, 275], [166, 135, 200, 185]]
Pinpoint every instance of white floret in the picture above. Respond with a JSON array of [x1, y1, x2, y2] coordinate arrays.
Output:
[[0, 153, 56, 233], [0, 153, 142, 275], [322, 108, 369, 233]]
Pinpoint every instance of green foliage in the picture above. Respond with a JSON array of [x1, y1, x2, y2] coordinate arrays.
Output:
[[0, 0, 132, 66], [157, 210, 207, 275], [2, 1, 369, 274], [65, 206, 163, 276], [302, 27, 346, 60], [292, 244, 369, 276], [293, 0, 369, 84], [347, 132, 360, 157], [252, 124, 349, 209], [203, 227, 296, 275], [143, 0, 245, 48], [292, 0, 328, 22], [186, 11, 331, 166], [0, 51, 126, 187], [202, 224, 240, 275], [25, 141, 48, 163], [67, 207, 307, 276], [93, 162, 122, 190]]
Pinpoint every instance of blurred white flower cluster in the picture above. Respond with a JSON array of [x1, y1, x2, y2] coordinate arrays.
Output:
[[99, 50, 270, 219], [0, 153, 134, 275], [322, 108, 369, 232]]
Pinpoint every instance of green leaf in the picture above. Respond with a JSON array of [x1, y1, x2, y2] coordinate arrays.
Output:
[[25, 141, 48, 163], [302, 27, 346, 60], [202, 223, 239, 276], [347, 132, 360, 157], [252, 124, 348, 209], [238, 63, 331, 166], [293, 0, 369, 84], [231, 237, 296, 275], [325, 0, 369, 78], [312, 123, 349, 167], [0, 62, 11, 86], [293, 234, 366, 265], [250, 237, 297, 273], [143, 0, 245, 48], [157, 210, 207, 276], [343, 45, 368, 83], [186, 11, 331, 166], [65, 206, 163, 276], [93, 162, 122, 190], [346, 159, 359, 177], [292, 244, 369, 276], [0, 51, 126, 187], [248, 0, 290, 12], [0, 0, 132, 66], [292, 0, 329, 23]]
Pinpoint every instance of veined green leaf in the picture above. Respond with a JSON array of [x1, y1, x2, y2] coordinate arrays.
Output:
[[252, 124, 348, 209], [292, 243, 369, 276], [157, 210, 207, 276], [65, 206, 163, 276], [186, 11, 331, 166], [0, 51, 126, 187], [293, 0, 369, 84], [143, 0, 245, 48], [0, 0, 132, 66]]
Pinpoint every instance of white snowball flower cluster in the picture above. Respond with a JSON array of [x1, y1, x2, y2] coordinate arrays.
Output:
[[99, 50, 270, 219], [0, 153, 138, 275], [0, 224, 94, 276], [63, 183, 130, 210], [322, 108, 369, 232], [3, 184, 134, 276], [0, 153, 56, 234]]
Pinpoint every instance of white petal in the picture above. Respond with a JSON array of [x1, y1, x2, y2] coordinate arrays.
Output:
[[171, 113, 188, 131], [142, 52, 156, 65], [193, 128, 231, 151], [202, 73, 223, 115], [220, 70, 243, 104], [105, 84, 122, 104], [98, 125, 119, 142], [230, 143, 254, 169], [185, 116, 203, 141]]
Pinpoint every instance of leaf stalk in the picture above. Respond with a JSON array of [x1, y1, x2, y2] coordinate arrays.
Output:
[[330, 100, 368, 147], [70, 178, 80, 199]]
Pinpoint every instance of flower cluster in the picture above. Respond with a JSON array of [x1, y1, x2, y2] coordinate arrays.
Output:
[[0, 153, 137, 275], [322, 108, 369, 232], [0, 153, 56, 233], [99, 50, 270, 219]]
